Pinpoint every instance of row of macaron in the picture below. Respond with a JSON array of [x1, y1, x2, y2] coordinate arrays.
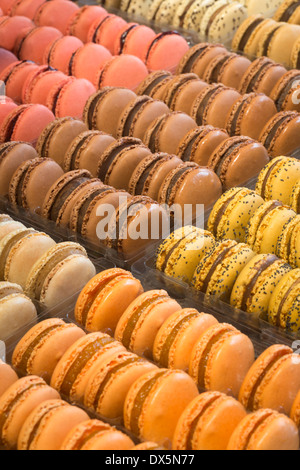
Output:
[[116, 0, 282, 42], [232, 12, 300, 68], [0, 2, 191, 74], [1, 371, 298, 451], [0, 214, 96, 336]]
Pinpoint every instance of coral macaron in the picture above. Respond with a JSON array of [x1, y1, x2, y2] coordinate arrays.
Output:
[[96, 55, 149, 91], [34, 0, 79, 35], [0, 360, 18, 399], [75, 268, 144, 334], [145, 32, 190, 73]]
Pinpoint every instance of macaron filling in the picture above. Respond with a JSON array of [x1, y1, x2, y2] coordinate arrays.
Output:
[[50, 177, 90, 221], [180, 45, 210, 73], [158, 312, 200, 367], [229, 100, 249, 136], [165, 167, 191, 204], [91, 15, 113, 43], [148, 118, 165, 153], [139, 73, 171, 96], [275, 278, 300, 328], [262, 26, 282, 56], [59, 336, 116, 397], [129, 370, 166, 436], [275, 74, 300, 111], [68, 423, 111, 450], [0, 229, 35, 278], [121, 97, 151, 136], [98, 142, 139, 182], [209, 55, 230, 84], [205, 5, 228, 37], [75, 187, 114, 234], [279, 1, 300, 22], [145, 32, 181, 63], [3, 108, 25, 141], [134, 157, 162, 195], [85, 90, 110, 129], [262, 115, 293, 150], [194, 86, 223, 125], [68, 134, 94, 171], [92, 356, 146, 410], [211, 189, 244, 235], [240, 255, 279, 312], [249, 201, 283, 244], [24, 402, 65, 450], [199, 245, 235, 293], [119, 24, 138, 53], [160, 232, 197, 273], [121, 294, 169, 349], [237, 18, 265, 51], [259, 159, 285, 199]]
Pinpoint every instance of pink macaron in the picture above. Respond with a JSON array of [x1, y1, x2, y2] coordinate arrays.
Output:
[[68, 42, 112, 86], [145, 32, 190, 73], [17, 26, 63, 64], [114, 23, 156, 61], [8, 0, 46, 19], [67, 4, 109, 43], [43, 35, 83, 73], [34, 0, 79, 35], [0, 103, 55, 145], [88, 14, 128, 55], [0, 60, 39, 103], [0, 97, 18, 127], [0, 49, 18, 75], [0, 15, 34, 52], [23, 68, 68, 106], [96, 55, 149, 91], [0, 0, 15, 15], [46, 76, 96, 119]]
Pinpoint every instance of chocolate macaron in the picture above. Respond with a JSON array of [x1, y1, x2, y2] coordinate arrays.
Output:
[[259, 111, 300, 157]]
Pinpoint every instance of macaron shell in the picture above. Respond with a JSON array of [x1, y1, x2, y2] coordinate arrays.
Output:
[[0, 221, 25, 242], [0, 16, 34, 51], [200, 88, 241, 129], [146, 33, 190, 73], [68, 5, 108, 43], [19, 26, 63, 64], [264, 113, 300, 158], [9, 0, 46, 19], [24, 70, 67, 106], [80, 429, 134, 450], [267, 270, 300, 330], [0, 361, 18, 399], [142, 155, 182, 201], [127, 100, 171, 141], [267, 24, 300, 68], [44, 36, 84, 74], [0, 294, 37, 342], [71, 43, 112, 86], [98, 55, 149, 91], [34, 0, 79, 35], [49, 78, 96, 120]]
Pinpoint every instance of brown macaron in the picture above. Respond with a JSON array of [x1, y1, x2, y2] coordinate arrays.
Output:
[[63, 130, 116, 175], [161, 73, 204, 109], [191, 84, 241, 129], [116, 95, 170, 141], [9, 158, 64, 214], [177, 126, 229, 166], [143, 112, 198, 155], [128, 153, 182, 200], [135, 70, 173, 98], [0, 142, 38, 197], [270, 70, 300, 113], [177, 43, 228, 79], [83, 87, 137, 138], [203, 53, 252, 90], [225, 92, 277, 140], [239, 57, 287, 97], [259, 111, 300, 158], [97, 137, 152, 191], [208, 136, 270, 191]]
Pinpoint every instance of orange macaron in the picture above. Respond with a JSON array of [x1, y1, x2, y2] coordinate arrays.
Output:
[[0, 360, 18, 398]]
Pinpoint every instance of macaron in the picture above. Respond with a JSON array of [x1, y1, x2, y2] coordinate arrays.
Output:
[[115, 290, 181, 359], [0, 360, 18, 399], [189, 322, 255, 398], [63, 130, 116, 175], [34, 0, 79, 35], [117, 95, 170, 141], [177, 43, 229, 78], [145, 32, 190, 74], [230, 254, 291, 317], [191, 84, 241, 129], [0, 142, 38, 196], [4, 230, 56, 289], [268, 269, 300, 331], [264, 23, 300, 68], [123, 368, 199, 449], [0, 97, 17, 133], [147, 0, 182, 25], [68, 42, 112, 87], [0, 60, 40, 104], [246, 0, 282, 17], [36, 116, 87, 168], [201, 1, 247, 44], [9, 157, 64, 214], [96, 55, 149, 91], [177, 126, 229, 167], [208, 136, 270, 191], [291, 389, 300, 428], [120, 0, 153, 18], [42, 169, 92, 222], [75, 268, 144, 334], [43, 35, 84, 75], [128, 153, 182, 201], [239, 344, 300, 414], [67, 4, 109, 43], [17, 399, 89, 451], [114, 23, 156, 60], [173, 391, 247, 451], [0, 49, 18, 75], [88, 14, 127, 55], [231, 15, 272, 55], [143, 112, 198, 155], [290, 179, 300, 214], [16, 26, 63, 65], [207, 187, 265, 243], [23, 68, 68, 107], [84, 350, 157, 421], [274, 0, 300, 22], [0, 104, 55, 146], [256, 156, 300, 205], [161, 73, 205, 109], [135, 70, 173, 100], [0, 220, 26, 241], [8, 0, 46, 19], [245, 200, 296, 255], [60, 419, 134, 451], [225, 92, 277, 140], [46, 76, 96, 120], [131, 442, 164, 450], [227, 409, 299, 451], [291, 36, 300, 69], [259, 111, 300, 158], [83, 87, 137, 138], [0, 15, 34, 52], [204, 53, 252, 91], [192, 240, 255, 302], [153, 308, 218, 372], [106, 195, 169, 259], [24, 241, 96, 309], [0, 227, 39, 279], [276, 216, 300, 267], [12, 318, 85, 383], [167, 77, 209, 116], [0, 376, 60, 450], [158, 162, 223, 220], [97, 137, 152, 191], [0, 291, 37, 342], [270, 69, 300, 113], [239, 57, 287, 97], [156, 226, 216, 284], [50, 332, 125, 404]]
